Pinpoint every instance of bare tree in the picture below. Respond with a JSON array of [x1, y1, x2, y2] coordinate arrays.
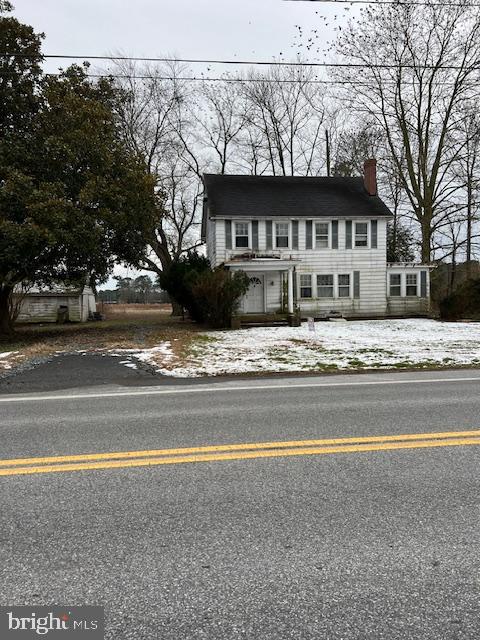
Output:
[[191, 80, 250, 174], [453, 105, 480, 273], [331, 120, 418, 258], [238, 64, 326, 176], [112, 58, 203, 282], [331, 122, 382, 177], [333, 0, 480, 262]]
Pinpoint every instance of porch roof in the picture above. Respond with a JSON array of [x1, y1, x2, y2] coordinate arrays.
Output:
[[226, 258, 300, 271]]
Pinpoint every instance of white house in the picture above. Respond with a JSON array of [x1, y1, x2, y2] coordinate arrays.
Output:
[[201, 160, 432, 320], [16, 285, 96, 324]]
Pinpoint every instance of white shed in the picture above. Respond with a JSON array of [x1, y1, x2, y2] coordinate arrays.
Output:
[[16, 286, 96, 324]]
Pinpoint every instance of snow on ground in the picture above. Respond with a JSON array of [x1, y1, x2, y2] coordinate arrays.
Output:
[[0, 351, 16, 359], [123, 319, 480, 378], [0, 351, 22, 371]]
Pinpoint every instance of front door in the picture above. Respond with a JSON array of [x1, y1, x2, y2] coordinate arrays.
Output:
[[244, 275, 264, 313]]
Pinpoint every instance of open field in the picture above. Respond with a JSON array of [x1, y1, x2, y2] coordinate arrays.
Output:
[[100, 303, 172, 318]]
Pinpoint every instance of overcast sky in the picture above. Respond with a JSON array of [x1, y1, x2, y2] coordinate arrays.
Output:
[[14, 0, 347, 71], [13, 0, 355, 288]]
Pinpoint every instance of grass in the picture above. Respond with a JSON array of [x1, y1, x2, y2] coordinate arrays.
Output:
[[0, 304, 201, 373], [2, 311, 480, 378]]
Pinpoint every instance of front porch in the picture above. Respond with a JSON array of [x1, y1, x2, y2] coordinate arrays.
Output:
[[226, 255, 300, 321]]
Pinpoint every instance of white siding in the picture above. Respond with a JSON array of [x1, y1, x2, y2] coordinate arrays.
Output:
[[16, 288, 96, 324], [205, 215, 217, 267], [17, 296, 82, 323], [386, 266, 431, 316], [294, 219, 387, 317], [207, 216, 431, 318], [212, 217, 391, 317], [265, 272, 283, 313]]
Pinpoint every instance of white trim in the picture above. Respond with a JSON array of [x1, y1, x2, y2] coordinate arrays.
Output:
[[297, 271, 354, 300], [274, 221, 290, 249], [405, 272, 419, 297], [299, 274, 313, 299], [227, 259, 300, 272], [234, 220, 251, 249], [314, 220, 331, 250], [287, 267, 294, 313], [316, 273, 335, 299], [388, 271, 422, 297], [388, 272, 403, 297], [337, 272, 353, 299], [354, 220, 370, 249]]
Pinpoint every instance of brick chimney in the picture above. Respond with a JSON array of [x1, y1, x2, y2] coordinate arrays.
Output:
[[364, 158, 377, 196]]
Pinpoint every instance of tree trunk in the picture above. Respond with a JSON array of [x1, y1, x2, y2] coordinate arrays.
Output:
[[421, 218, 432, 264], [466, 180, 473, 278], [325, 129, 331, 177], [449, 246, 457, 295], [0, 286, 14, 336], [171, 300, 184, 317]]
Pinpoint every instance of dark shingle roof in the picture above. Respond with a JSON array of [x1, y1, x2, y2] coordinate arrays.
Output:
[[203, 174, 393, 220]]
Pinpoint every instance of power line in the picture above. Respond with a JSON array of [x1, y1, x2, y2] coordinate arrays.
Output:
[[2, 53, 478, 71], [284, 0, 480, 5], [0, 70, 471, 87], [0, 71, 356, 84]]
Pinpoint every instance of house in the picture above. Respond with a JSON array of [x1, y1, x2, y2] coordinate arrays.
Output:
[[16, 285, 96, 324], [201, 160, 432, 320]]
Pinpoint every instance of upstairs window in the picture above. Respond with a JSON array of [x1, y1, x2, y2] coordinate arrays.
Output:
[[338, 274, 351, 298], [235, 222, 249, 248], [317, 274, 334, 298], [315, 222, 329, 248], [406, 273, 418, 296], [300, 274, 312, 298], [275, 222, 289, 248], [389, 274, 401, 296], [355, 222, 368, 248]]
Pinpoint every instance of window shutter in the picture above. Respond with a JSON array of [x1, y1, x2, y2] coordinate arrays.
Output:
[[306, 220, 313, 250], [371, 220, 378, 249], [225, 220, 232, 249], [332, 220, 339, 249], [353, 271, 360, 299], [252, 220, 259, 250], [420, 270, 427, 297], [292, 220, 299, 250], [345, 221, 352, 249], [266, 220, 273, 249]]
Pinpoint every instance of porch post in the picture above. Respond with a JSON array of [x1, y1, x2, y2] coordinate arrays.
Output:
[[287, 267, 294, 314]]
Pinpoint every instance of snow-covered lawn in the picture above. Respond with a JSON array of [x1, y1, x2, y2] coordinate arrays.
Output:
[[3, 319, 480, 379], [122, 319, 480, 377]]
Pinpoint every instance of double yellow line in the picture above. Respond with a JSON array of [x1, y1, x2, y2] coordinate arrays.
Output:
[[1, 429, 480, 477]]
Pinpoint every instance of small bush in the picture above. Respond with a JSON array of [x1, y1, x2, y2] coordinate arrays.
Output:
[[191, 269, 250, 328], [160, 254, 249, 328], [439, 278, 480, 320]]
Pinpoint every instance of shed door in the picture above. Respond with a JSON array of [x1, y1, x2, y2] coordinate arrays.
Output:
[[245, 275, 264, 313]]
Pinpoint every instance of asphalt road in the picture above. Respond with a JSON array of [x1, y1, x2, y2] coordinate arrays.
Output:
[[1, 369, 480, 639]]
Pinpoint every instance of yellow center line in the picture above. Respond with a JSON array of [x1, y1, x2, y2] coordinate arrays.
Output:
[[1, 429, 480, 468], [0, 435, 480, 477]]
